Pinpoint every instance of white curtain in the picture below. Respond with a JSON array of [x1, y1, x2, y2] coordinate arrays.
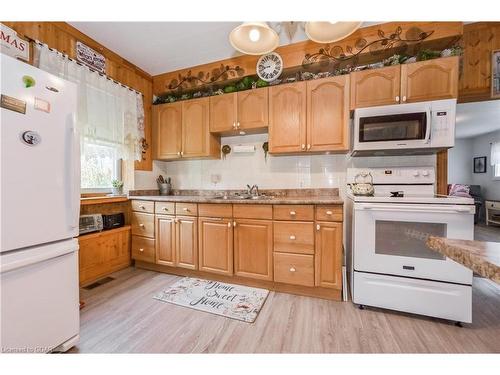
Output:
[[491, 142, 500, 166], [34, 43, 144, 161]]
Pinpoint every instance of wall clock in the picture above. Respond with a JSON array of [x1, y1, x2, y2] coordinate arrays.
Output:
[[256, 52, 283, 82]]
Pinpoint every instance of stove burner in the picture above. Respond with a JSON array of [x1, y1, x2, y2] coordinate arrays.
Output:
[[390, 191, 404, 198]]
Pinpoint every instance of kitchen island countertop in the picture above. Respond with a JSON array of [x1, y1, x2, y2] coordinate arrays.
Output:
[[427, 236, 500, 284]]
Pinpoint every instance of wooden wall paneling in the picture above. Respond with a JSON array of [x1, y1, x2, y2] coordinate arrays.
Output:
[[459, 22, 500, 102], [152, 22, 463, 95], [3, 22, 153, 171], [436, 150, 448, 195]]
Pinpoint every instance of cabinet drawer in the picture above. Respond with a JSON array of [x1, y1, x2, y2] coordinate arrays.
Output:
[[175, 203, 198, 216], [315, 205, 343, 221], [131, 212, 155, 238], [273, 221, 314, 254], [274, 252, 314, 287], [233, 204, 272, 219], [131, 236, 155, 263], [274, 205, 314, 221], [155, 202, 175, 215], [131, 200, 155, 213], [198, 203, 232, 218]]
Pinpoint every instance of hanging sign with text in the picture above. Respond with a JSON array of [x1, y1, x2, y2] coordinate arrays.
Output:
[[0, 23, 30, 61], [76, 41, 106, 73]]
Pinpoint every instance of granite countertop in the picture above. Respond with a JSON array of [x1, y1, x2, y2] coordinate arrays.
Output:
[[128, 195, 343, 205], [427, 236, 500, 284], [128, 188, 343, 205]]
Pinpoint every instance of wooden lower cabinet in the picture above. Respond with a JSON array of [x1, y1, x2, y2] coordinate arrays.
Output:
[[156, 215, 176, 266], [273, 252, 315, 287], [78, 226, 131, 286], [176, 216, 198, 270], [233, 219, 273, 281], [315, 222, 343, 289], [198, 217, 233, 275]]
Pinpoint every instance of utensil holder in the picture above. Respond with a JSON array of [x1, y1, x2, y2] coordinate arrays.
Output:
[[158, 183, 172, 196]]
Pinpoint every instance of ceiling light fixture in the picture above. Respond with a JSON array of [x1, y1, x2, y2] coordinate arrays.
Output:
[[305, 21, 362, 43], [229, 22, 279, 55]]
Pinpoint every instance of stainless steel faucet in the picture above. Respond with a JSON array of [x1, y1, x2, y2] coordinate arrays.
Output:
[[246, 184, 259, 197]]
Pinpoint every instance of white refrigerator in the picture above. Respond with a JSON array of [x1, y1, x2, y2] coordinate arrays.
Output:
[[0, 54, 80, 353]]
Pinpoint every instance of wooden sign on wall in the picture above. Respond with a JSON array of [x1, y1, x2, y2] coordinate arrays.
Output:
[[0, 23, 29, 61], [76, 41, 106, 73]]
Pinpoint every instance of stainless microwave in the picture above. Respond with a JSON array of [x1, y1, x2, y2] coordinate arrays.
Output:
[[352, 99, 456, 156]]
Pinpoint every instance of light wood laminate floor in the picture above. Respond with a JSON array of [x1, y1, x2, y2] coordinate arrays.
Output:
[[73, 267, 500, 353]]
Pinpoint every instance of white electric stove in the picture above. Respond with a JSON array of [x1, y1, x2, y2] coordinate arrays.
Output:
[[345, 167, 475, 324]]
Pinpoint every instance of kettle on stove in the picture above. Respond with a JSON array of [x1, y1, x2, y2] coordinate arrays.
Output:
[[350, 172, 375, 196]]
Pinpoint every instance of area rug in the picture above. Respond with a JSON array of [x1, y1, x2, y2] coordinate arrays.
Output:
[[153, 277, 269, 323]]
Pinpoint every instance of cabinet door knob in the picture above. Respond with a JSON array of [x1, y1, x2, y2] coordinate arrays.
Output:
[[290, 211, 296, 216], [316, 224, 320, 231], [301, 144, 305, 150], [139, 248, 144, 252], [289, 267, 296, 273], [289, 235, 296, 240], [326, 210, 333, 215], [139, 223, 145, 227], [228, 222, 233, 228], [395, 95, 400, 102], [402, 96, 407, 102], [180, 151, 184, 156], [233, 221, 237, 227], [174, 218, 178, 223], [237, 122, 240, 129], [232, 121, 236, 129], [306, 144, 311, 150], [183, 207, 189, 212], [177, 151, 181, 156]]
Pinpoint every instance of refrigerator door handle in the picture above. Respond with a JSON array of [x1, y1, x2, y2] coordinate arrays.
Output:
[[67, 115, 80, 230], [0, 244, 76, 273]]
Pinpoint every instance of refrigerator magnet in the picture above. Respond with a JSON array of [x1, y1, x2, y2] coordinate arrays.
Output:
[[34, 97, 51, 113], [0, 94, 26, 114]]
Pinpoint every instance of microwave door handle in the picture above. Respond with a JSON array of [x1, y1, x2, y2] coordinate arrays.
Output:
[[424, 109, 432, 144]]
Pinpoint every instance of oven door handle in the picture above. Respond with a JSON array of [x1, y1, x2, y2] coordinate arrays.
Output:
[[424, 108, 432, 144], [358, 204, 475, 214]]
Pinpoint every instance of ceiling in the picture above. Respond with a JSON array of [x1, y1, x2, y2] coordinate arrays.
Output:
[[69, 22, 380, 76], [456, 100, 500, 139]]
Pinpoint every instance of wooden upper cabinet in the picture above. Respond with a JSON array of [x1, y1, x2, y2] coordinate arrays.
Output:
[[209, 93, 237, 133], [182, 98, 220, 159], [350, 65, 401, 109], [315, 222, 343, 289], [233, 219, 273, 281], [269, 82, 307, 153], [175, 216, 198, 270], [198, 217, 233, 276], [156, 215, 176, 266], [401, 56, 458, 103], [307, 75, 350, 152], [153, 102, 182, 159], [237, 88, 269, 131]]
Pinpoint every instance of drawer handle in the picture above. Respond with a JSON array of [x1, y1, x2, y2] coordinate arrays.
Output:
[[289, 267, 296, 273], [289, 235, 296, 240], [183, 207, 190, 212], [139, 223, 145, 227], [290, 211, 296, 216], [163, 207, 169, 211], [140, 205, 146, 210], [326, 210, 333, 215], [139, 248, 144, 252]]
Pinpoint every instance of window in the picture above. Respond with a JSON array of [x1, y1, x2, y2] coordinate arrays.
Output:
[[492, 141, 500, 180], [81, 141, 122, 191]]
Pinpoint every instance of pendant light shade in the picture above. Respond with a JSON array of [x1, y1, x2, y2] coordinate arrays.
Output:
[[229, 22, 279, 55], [305, 22, 362, 43]]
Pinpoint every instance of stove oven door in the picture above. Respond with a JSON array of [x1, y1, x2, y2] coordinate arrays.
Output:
[[353, 203, 474, 284]]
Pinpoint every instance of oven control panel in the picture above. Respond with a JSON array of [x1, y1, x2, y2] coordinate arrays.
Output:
[[347, 167, 435, 184]]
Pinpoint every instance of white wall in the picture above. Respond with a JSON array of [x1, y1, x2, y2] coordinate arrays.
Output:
[[471, 129, 500, 201], [157, 133, 436, 194], [133, 160, 169, 190], [448, 138, 473, 185]]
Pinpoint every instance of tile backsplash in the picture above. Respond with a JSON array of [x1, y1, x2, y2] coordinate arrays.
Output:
[[149, 134, 436, 193]]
